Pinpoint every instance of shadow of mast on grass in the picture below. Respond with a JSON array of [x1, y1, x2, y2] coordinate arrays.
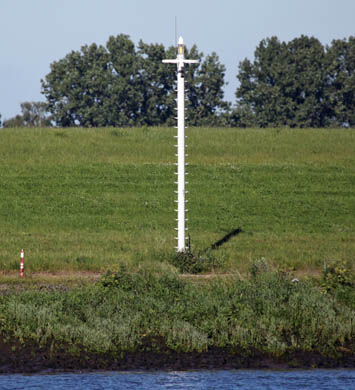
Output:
[[208, 228, 243, 251]]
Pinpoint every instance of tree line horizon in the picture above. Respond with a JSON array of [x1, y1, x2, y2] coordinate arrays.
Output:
[[1, 34, 354, 128]]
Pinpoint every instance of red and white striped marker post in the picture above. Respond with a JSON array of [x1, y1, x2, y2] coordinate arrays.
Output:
[[20, 249, 24, 278]]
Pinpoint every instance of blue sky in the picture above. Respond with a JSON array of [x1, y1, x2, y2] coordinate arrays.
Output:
[[1, 0, 355, 120]]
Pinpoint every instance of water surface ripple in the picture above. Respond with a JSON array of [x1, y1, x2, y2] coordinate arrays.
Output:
[[1, 369, 354, 390]]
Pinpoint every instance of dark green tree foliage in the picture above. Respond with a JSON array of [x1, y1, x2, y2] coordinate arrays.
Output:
[[41, 35, 228, 127], [3, 102, 52, 128], [106, 35, 143, 126], [236, 36, 330, 128], [136, 41, 176, 126], [327, 37, 355, 127], [42, 43, 111, 127], [287, 36, 330, 127], [186, 50, 230, 126], [235, 35, 355, 128]]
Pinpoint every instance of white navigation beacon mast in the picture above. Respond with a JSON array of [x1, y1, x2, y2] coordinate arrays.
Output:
[[162, 36, 199, 252]]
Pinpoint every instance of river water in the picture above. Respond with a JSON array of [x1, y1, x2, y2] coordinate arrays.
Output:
[[0, 369, 354, 389]]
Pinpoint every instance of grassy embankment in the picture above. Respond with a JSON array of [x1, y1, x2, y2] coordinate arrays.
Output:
[[0, 127, 354, 371], [0, 127, 354, 276]]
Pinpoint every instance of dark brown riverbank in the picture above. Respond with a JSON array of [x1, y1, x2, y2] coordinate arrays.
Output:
[[1, 340, 354, 374]]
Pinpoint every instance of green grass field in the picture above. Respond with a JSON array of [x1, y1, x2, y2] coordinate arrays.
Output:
[[1, 127, 354, 275]]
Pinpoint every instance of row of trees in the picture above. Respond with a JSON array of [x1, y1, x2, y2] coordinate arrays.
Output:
[[2, 34, 355, 128], [2, 102, 52, 127], [40, 35, 229, 127]]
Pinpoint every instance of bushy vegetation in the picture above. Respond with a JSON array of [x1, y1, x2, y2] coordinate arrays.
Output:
[[0, 267, 353, 362], [321, 260, 355, 311]]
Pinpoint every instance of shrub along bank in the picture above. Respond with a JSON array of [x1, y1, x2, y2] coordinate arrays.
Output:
[[0, 267, 354, 372]]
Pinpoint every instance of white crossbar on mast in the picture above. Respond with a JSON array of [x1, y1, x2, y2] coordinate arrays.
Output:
[[163, 37, 199, 252]]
